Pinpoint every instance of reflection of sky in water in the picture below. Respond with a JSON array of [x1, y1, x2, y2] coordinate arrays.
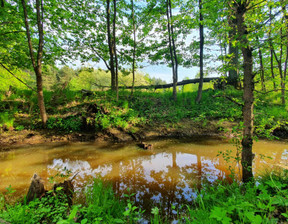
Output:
[[46, 149, 226, 214], [281, 149, 288, 163]]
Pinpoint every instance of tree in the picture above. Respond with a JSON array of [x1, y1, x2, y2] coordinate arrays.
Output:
[[227, 13, 239, 87], [266, 0, 288, 104], [106, 0, 119, 99], [21, 0, 47, 126], [166, 0, 178, 101], [130, 0, 136, 95], [195, 0, 204, 103], [232, 0, 254, 182]]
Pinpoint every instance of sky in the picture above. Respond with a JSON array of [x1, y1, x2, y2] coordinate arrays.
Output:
[[68, 58, 202, 83], [141, 64, 200, 82]]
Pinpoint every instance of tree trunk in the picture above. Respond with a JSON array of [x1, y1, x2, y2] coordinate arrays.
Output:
[[113, 0, 118, 100], [282, 2, 287, 105], [22, 0, 47, 127], [106, 0, 116, 91], [269, 8, 277, 90], [195, 0, 204, 103], [228, 43, 239, 86], [241, 46, 254, 183], [169, 0, 178, 102], [270, 49, 276, 90], [131, 0, 136, 96], [166, 0, 178, 101], [235, 1, 254, 183], [228, 17, 239, 87], [273, 49, 285, 104], [258, 44, 266, 91]]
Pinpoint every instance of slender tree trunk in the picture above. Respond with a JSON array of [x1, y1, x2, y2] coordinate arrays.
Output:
[[106, 0, 116, 91], [282, 2, 287, 105], [166, 0, 178, 101], [269, 8, 277, 90], [228, 17, 239, 87], [270, 49, 276, 90], [169, 0, 178, 102], [22, 0, 47, 127], [219, 37, 227, 77], [113, 0, 118, 100], [228, 41, 239, 87], [131, 0, 136, 96], [235, 1, 254, 183], [258, 44, 266, 91], [195, 0, 204, 103], [273, 49, 285, 105]]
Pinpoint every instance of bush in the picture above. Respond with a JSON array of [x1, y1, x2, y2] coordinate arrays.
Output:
[[0, 192, 70, 224], [0, 112, 14, 130], [47, 117, 82, 132]]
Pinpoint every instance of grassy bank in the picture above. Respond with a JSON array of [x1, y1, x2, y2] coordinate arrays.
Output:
[[1, 84, 288, 142], [0, 169, 287, 223]]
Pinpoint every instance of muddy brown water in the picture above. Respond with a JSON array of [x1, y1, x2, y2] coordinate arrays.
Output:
[[0, 138, 287, 215]]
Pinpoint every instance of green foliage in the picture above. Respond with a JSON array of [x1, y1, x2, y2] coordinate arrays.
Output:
[[0, 112, 14, 130], [1, 172, 288, 224], [0, 192, 70, 224], [184, 175, 288, 224], [0, 67, 34, 91], [78, 179, 127, 223], [94, 96, 145, 131], [1, 82, 287, 138], [59, 179, 143, 224], [47, 117, 82, 132]]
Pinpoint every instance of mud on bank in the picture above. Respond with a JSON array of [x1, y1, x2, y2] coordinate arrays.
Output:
[[0, 119, 235, 150], [1, 118, 288, 151]]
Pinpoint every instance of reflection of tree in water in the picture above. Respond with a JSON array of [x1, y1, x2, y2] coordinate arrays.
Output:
[[47, 142, 286, 219], [48, 151, 230, 218], [104, 158, 153, 210], [149, 151, 185, 217]]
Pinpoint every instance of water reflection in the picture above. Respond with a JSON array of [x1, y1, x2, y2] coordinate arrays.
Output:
[[0, 139, 287, 216]]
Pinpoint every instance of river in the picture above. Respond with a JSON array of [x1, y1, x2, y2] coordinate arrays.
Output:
[[0, 138, 287, 215]]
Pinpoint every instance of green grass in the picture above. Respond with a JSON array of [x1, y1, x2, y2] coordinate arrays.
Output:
[[0, 179, 143, 224], [0, 84, 287, 137], [0, 112, 14, 130], [0, 171, 287, 224]]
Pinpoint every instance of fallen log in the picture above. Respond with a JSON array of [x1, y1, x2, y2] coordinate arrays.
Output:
[[126, 77, 219, 90], [90, 77, 219, 90]]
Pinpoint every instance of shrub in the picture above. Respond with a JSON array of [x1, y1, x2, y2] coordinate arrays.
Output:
[[47, 117, 82, 132]]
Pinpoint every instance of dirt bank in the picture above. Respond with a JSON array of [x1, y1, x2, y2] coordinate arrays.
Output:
[[1, 119, 287, 150], [0, 119, 235, 150]]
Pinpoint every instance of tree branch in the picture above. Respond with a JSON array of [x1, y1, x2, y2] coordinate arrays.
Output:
[[0, 30, 25, 36], [0, 62, 36, 91], [90, 44, 111, 70], [247, 0, 266, 11], [254, 89, 288, 94], [212, 94, 243, 107]]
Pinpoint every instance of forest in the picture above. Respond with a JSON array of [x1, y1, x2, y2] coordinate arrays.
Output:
[[0, 0, 288, 223]]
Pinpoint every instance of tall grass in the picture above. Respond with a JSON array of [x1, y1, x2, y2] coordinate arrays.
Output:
[[1, 172, 287, 223]]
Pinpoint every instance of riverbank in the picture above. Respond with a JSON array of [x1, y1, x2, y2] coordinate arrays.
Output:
[[1, 88, 287, 150], [0, 119, 234, 150]]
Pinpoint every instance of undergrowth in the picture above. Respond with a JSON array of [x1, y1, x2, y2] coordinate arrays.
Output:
[[0, 86, 287, 137], [0, 170, 287, 223]]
